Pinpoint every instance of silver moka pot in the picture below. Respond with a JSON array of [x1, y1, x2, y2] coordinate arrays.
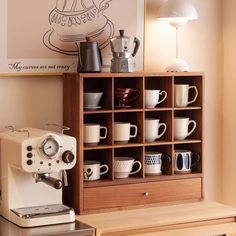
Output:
[[78, 37, 102, 73], [110, 30, 140, 73]]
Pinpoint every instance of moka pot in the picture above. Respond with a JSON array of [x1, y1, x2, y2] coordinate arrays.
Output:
[[110, 30, 140, 72]]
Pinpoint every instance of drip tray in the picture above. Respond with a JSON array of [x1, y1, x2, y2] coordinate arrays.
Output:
[[0, 216, 95, 236], [11, 204, 73, 219]]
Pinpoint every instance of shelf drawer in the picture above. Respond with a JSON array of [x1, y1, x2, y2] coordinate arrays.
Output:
[[83, 178, 202, 211]]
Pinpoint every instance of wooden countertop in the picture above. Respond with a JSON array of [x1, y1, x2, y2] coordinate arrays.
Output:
[[76, 201, 236, 236]]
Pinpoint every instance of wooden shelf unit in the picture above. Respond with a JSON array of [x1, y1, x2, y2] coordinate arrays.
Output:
[[63, 72, 204, 214]]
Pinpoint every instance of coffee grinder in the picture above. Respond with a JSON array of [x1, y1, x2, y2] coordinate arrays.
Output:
[[0, 126, 76, 227], [110, 30, 140, 72]]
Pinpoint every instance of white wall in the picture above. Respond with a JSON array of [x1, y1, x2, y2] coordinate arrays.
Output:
[[222, 0, 236, 206], [0, 76, 62, 131], [145, 0, 223, 201], [0, 0, 224, 201]]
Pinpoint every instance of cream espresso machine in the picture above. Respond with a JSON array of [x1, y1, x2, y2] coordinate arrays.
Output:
[[0, 126, 76, 227]]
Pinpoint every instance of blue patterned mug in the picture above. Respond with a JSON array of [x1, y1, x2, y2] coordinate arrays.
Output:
[[145, 152, 171, 175]]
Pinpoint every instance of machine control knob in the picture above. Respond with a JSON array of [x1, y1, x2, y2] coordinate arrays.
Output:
[[27, 146, 33, 151], [26, 160, 33, 165], [62, 151, 75, 164], [27, 153, 33, 158]]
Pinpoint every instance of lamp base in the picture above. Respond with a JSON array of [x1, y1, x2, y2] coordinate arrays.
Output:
[[166, 58, 190, 72]]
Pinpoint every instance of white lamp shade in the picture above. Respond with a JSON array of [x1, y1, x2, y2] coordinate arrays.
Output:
[[158, 0, 198, 27]]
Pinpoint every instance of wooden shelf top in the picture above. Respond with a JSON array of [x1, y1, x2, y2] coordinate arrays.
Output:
[[64, 72, 205, 78], [76, 201, 236, 236]]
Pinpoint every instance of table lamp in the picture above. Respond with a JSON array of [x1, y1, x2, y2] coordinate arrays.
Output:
[[158, 0, 198, 72]]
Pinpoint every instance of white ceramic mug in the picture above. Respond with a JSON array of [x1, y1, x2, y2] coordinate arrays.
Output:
[[83, 160, 109, 181], [174, 117, 196, 140], [174, 84, 198, 107], [145, 119, 167, 142], [84, 92, 103, 108], [84, 123, 108, 146], [174, 150, 200, 174], [145, 90, 167, 108], [145, 152, 171, 175], [114, 157, 142, 179], [114, 122, 138, 144]]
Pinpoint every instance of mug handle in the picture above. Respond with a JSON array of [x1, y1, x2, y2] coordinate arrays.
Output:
[[130, 124, 138, 138], [100, 164, 109, 175], [156, 123, 167, 139], [187, 120, 196, 137], [127, 90, 140, 103], [188, 86, 198, 105], [157, 90, 167, 104], [100, 126, 108, 139], [130, 161, 142, 175], [161, 154, 171, 171], [191, 152, 200, 168]]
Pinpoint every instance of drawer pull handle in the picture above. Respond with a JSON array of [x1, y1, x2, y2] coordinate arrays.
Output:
[[144, 192, 149, 196]]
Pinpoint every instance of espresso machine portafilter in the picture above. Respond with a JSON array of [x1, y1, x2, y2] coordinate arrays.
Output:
[[0, 126, 76, 227]]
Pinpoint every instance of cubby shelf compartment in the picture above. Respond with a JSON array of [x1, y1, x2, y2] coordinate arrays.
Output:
[[63, 72, 204, 215]]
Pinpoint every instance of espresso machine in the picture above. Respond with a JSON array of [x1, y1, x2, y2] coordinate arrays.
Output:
[[0, 126, 77, 227], [110, 29, 140, 72]]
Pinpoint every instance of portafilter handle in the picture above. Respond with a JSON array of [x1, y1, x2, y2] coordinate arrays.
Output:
[[34, 173, 63, 190], [42, 176, 63, 189]]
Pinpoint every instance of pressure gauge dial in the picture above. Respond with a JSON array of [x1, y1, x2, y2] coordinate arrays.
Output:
[[41, 136, 61, 158]]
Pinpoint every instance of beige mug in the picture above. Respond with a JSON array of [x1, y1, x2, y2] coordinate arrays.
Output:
[[84, 123, 108, 146], [114, 122, 138, 144], [145, 90, 167, 108], [145, 119, 167, 142], [174, 84, 198, 107], [174, 117, 196, 140]]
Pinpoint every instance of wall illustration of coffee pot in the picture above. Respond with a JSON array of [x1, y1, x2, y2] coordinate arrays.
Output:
[[43, 0, 114, 55], [6, 1, 144, 74]]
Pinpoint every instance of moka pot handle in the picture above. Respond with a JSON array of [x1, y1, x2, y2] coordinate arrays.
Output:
[[132, 37, 140, 57]]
